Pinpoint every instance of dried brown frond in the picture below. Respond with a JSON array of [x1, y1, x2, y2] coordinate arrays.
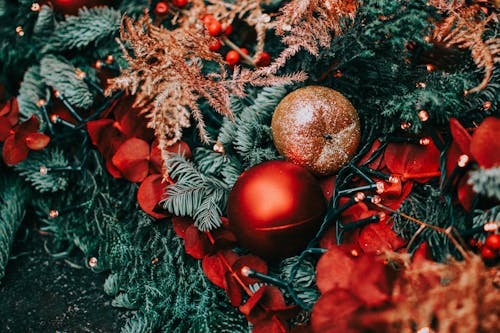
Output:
[[431, 3, 499, 94], [258, 0, 358, 75], [355, 254, 500, 333], [106, 13, 305, 171]]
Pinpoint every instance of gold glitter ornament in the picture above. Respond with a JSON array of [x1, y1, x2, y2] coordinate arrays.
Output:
[[271, 86, 360, 176]]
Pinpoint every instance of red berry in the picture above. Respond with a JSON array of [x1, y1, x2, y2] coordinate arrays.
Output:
[[209, 39, 221, 51], [226, 50, 241, 65], [206, 20, 222, 37], [172, 0, 189, 7], [202, 14, 215, 25], [256, 51, 271, 67], [155, 2, 169, 15], [485, 234, 500, 250], [240, 48, 249, 55], [224, 24, 233, 36], [481, 246, 497, 260]]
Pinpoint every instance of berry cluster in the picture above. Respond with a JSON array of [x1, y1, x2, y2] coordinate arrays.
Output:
[[202, 14, 271, 67], [480, 234, 500, 261], [154, 0, 189, 16]]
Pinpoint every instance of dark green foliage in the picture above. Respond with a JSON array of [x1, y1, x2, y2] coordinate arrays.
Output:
[[0, 173, 29, 282], [40, 55, 95, 109], [14, 148, 70, 193], [279, 256, 320, 307], [472, 206, 500, 243], [43, 7, 121, 52], [392, 186, 467, 261], [17, 66, 48, 123]]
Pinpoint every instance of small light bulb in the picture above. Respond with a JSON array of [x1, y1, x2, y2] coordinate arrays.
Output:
[[151, 258, 159, 265], [418, 110, 429, 122], [50, 115, 59, 124], [376, 181, 385, 194], [426, 64, 435, 72], [484, 222, 498, 232], [16, 26, 24, 36], [75, 68, 86, 80], [354, 192, 366, 202], [213, 142, 225, 153], [36, 99, 47, 107], [415, 82, 427, 88], [31, 3, 41, 11], [457, 154, 469, 168], [105, 55, 114, 64], [419, 138, 431, 146], [39, 166, 48, 175], [400, 121, 411, 130], [240, 266, 252, 277], [350, 249, 359, 257], [371, 195, 382, 204], [88, 257, 98, 268], [49, 210, 59, 218], [483, 101, 492, 110]]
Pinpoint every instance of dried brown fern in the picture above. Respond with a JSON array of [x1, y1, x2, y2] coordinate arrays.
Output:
[[106, 13, 305, 168], [431, 2, 499, 94], [355, 254, 500, 333], [257, 0, 358, 76]]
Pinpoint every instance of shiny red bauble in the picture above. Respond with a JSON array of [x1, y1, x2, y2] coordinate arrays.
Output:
[[227, 160, 326, 260], [44, 0, 115, 15]]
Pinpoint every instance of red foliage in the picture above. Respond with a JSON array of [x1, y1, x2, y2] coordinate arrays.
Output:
[[385, 141, 440, 182]]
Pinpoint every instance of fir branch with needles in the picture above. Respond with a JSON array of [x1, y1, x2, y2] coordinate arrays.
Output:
[[162, 154, 230, 231], [468, 167, 500, 201]]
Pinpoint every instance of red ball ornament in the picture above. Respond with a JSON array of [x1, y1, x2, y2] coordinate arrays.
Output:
[[155, 2, 169, 16], [227, 160, 326, 260], [206, 20, 222, 37], [44, 0, 114, 15], [485, 234, 500, 251]]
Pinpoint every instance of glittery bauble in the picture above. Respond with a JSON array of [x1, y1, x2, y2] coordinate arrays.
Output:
[[44, 0, 114, 15], [227, 160, 326, 260], [272, 86, 360, 176]]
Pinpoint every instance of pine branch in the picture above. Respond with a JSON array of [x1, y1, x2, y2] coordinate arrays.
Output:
[[33, 5, 55, 37], [17, 66, 48, 124], [163, 155, 229, 231], [0, 174, 29, 282], [468, 167, 500, 201], [40, 54, 94, 109], [14, 148, 70, 193], [43, 7, 120, 53]]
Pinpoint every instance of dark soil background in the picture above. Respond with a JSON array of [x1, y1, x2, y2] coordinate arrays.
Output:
[[0, 221, 130, 333]]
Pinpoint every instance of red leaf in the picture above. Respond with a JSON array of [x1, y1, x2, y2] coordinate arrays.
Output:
[[316, 246, 357, 293], [202, 250, 239, 289], [111, 138, 150, 183], [449, 118, 472, 156], [225, 271, 244, 306], [358, 215, 406, 254], [380, 180, 413, 210], [24, 133, 50, 150], [183, 225, 214, 259], [457, 174, 475, 211], [349, 255, 391, 307], [358, 139, 385, 170], [211, 227, 238, 248], [311, 289, 363, 333], [87, 119, 125, 159], [105, 160, 123, 178], [137, 174, 169, 219], [231, 255, 268, 285], [166, 140, 192, 159], [412, 241, 432, 265], [15, 115, 39, 140], [470, 117, 500, 168], [113, 96, 154, 141], [385, 142, 440, 182], [149, 140, 163, 174], [0, 121, 12, 141], [2, 135, 29, 165], [171, 216, 193, 238], [240, 286, 288, 322], [0, 98, 19, 126]]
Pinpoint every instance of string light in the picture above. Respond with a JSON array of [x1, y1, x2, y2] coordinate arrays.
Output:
[[151, 258, 159, 265], [416, 82, 427, 88], [483, 101, 491, 110], [457, 154, 469, 168], [15, 26, 24, 36], [31, 3, 41, 11], [39, 166, 48, 175], [419, 137, 431, 146], [88, 257, 98, 268], [105, 55, 114, 64], [418, 110, 429, 122], [376, 181, 385, 194], [370, 195, 382, 204], [400, 121, 411, 130], [388, 176, 399, 184], [354, 192, 365, 202], [484, 222, 498, 232], [213, 142, 225, 153], [425, 64, 435, 72], [49, 210, 59, 218], [350, 249, 359, 257]]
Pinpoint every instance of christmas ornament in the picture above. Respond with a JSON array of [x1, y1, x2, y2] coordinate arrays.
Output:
[[44, 0, 114, 15], [271, 86, 360, 176], [227, 160, 326, 260]]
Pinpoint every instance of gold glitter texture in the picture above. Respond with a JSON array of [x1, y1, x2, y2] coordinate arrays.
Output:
[[271, 86, 360, 176]]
